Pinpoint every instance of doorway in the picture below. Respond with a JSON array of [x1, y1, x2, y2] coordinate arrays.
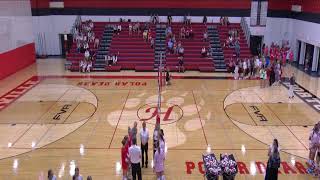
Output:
[[304, 43, 314, 72], [59, 34, 73, 58], [250, 35, 263, 56]]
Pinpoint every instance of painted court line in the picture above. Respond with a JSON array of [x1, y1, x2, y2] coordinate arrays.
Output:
[[108, 90, 131, 149]]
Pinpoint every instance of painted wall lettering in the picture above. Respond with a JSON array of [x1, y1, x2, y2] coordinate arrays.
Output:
[[53, 104, 72, 120]]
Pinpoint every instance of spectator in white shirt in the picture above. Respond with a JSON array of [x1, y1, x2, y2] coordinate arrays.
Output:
[[140, 121, 149, 168], [72, 167, 83, 180], [47, 169, 56, 180], [129, 138, 142, 180], [84, 50, 90, 60]]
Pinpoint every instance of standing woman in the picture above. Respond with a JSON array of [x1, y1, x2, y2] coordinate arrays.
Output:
[[153, 123, 160, 157], [265, 139, 280, 180], [154, 141, 166, 180], [121, 136, 130, 180]]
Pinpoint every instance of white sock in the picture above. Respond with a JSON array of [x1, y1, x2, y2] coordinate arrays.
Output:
[[161, 175, 165, 180]]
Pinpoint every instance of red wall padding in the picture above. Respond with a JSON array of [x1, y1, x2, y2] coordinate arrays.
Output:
[[63, 0, 251, 9], [0, 43, 36, 80]]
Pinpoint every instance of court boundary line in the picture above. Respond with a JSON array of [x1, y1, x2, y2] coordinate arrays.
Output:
[[191, 90, 208, 146], [108, 90, 131, 149]]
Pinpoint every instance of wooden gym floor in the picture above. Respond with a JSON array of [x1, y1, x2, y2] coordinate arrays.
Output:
[[0, 59, 319, 179]]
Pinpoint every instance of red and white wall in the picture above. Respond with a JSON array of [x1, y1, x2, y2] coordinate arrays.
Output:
[[0, 0, 35, 80]]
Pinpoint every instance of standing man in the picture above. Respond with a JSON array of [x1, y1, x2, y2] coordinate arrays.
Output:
[[140, 121, 149, 168], [129, 138, 142, 180], [289, 73, 295, 99]]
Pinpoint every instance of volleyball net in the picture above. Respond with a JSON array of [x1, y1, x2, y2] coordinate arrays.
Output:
[[156, 53, 165, 124]]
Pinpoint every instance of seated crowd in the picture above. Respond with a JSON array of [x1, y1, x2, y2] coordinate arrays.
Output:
[[73, 19, 97, 73]]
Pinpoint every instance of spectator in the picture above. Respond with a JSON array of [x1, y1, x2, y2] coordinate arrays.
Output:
[[259, 68, 266, 88], [87, 176, 92, 180], [143, 30, 148, 42], [48, 169, 56, 180], [112, 53, 118, 65], [165, 68, 171, 85], [189, 27, 194, 39], [166, 26, 172, 38], [220, 16, 224, 25], [140, 121, 149, 168], [201, 46, 207, 57], [84, 49, 90, 60], [234, 63, 239, 80], [180, 26, 185, 39], [72, 167, 83, 180], [167, 15, 172, 25], [235, 40, 240, 58], [80, 59, 87, 73], [265, 139, 280, 180], [203, 15, 207, 24], [154, 141, 166, 180], [269, 67, 275, 86], [203, 30, 208, 42], [129, 23, 133, 36], [94, 38, 99, 48], [178, 46, 184, 57], [288, 73, 295, 99], [224, 16, 230, 26], [84, 42, 89, 50], [147, 29, 152, 42], [117, 24, 122, 35], [86, 60, 92, 73], [167, 40, 174, 54], [129, 138, 142, 180], [150, 38, 154, 49], [178, 56, 184, 73]]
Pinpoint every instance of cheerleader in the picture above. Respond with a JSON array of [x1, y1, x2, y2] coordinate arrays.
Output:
[[86, 60, 92, 73], [307, 123, 320, 175]]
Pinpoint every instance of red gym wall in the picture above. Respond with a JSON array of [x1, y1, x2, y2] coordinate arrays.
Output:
[[31, 0, 251, 9], [269, 0, 320, 13], [0, 43, 36, 80]]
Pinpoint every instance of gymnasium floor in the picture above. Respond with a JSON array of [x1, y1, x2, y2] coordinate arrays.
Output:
[[0, 59, 319, 179]]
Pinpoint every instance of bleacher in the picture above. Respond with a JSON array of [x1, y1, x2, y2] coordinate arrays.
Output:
[[217, 24, 252, 65], [166, 23, 215, 72], [67, 22, 106, 71], [108, 22, 156, 71]]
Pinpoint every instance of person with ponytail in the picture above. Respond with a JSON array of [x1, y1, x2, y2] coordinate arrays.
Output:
[[154, 141, 166, 180]]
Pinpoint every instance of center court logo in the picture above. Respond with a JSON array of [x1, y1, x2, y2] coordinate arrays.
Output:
[[137, 103, 184, 125]]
